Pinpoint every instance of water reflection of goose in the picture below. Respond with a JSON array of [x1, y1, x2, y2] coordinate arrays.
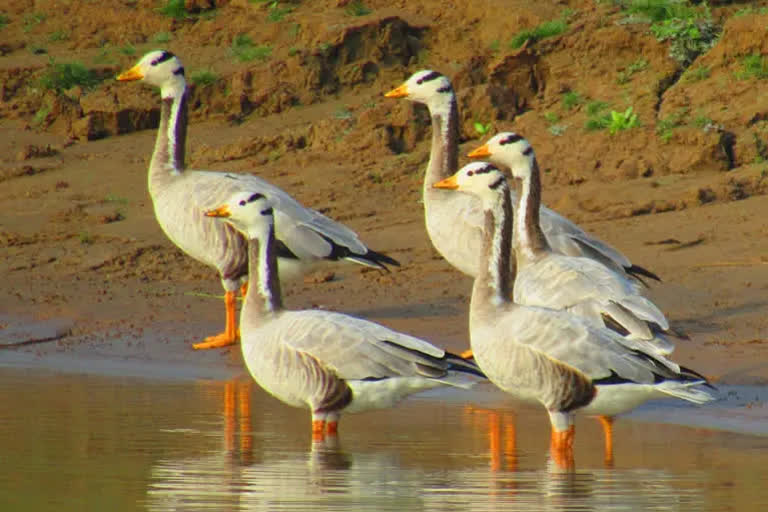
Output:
[[203, 192, 485, 440], [116, 51, 398, 350], [434, 161, 716, 468]]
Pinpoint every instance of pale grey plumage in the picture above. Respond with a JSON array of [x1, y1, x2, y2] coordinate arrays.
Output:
[[386, 69, 653, 280], [210, 191, 484, 430], [444, 162, 715, 434], [123, 50, 398, 298]]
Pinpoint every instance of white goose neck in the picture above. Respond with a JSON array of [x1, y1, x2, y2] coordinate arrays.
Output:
[[474, 189, 514, 308], [243, 227, 284, 318], [513, 158, 550, 262], [424, 93, 459, 187]]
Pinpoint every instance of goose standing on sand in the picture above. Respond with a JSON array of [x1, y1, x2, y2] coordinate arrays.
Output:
[[434, 161, 716, 468], [384, 70, 657, 282], [204, 191, 485, 439], [117, 50, 398, 349]]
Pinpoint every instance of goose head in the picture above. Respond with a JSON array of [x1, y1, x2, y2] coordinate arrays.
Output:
[[117, 50, 186, 99], [204, 191, 275, 240], [384, 70, 454, 108], [468, 132, 535, 181], [432, 161, 509, 205]]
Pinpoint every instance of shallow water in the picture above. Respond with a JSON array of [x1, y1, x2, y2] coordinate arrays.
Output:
[[1, 368, 767, 511]]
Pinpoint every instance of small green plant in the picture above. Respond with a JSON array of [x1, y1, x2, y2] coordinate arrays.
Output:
[[152, 31, 172, 44], [684, 65, 710, 82], [488, 39, 501, 53], [561, 91, 584, 110], [345, 0, 372, 16], [734, 6, 768, 17], [157, 0, 187, 19], [288, 23, 300, 38], [509, 19, 568, 49], [543, 112, 560, 124], [265, 1, 293, 22], [79, 231, 93, 245], [120, 45, 137, 56], [92, 47, 116, 65], [753, 133, 768, 163], [0, 13, 9, 30], [656, 113, 683, 143], [190, 69, 219, 87], [23, 12, 46, 33], [608, 107, 640, 135], [616, 58, 648, 84], [620, 0, 697, 22], [230, 34, 272, 62], [586, 100, 609, 116], [33, 103, 52, 125], [737, 54, 768, 80], [473, 121, 492, 136], [48, 30, 69, 42], [39, 60, 102, 92], [693, 114, 712, 129], [287, 47, 299, 56]]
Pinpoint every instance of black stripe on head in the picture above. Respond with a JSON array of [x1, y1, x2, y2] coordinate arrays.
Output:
[[261, 207, 273, 216], [247, 193, 264, 203], [436, 85, 452, 93], [522, 145, 533, 156], [173, 66, 185, 76], [467, 163, 497, 177], [416, 71, 442, 85], [499, 133, 524, 146], [489, 176, 506, 190], [151, 51, 175, 66]]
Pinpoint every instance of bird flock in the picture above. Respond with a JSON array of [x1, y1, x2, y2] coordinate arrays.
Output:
[[116, 51, 717, 468]]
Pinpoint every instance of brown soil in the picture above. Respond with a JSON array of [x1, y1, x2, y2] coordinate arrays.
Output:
[[1, 1, 767, 385]]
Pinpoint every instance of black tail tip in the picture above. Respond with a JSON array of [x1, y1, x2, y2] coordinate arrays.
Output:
[[627, 264, 661, 284], [366, 249, 400, 270]]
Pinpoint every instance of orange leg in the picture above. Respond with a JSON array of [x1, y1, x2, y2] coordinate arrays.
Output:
[[238, 381, 253, 458], [598, 415, 614, 467], [312, 419, 326, 441], [550, 426, 575, 469], [224, 381, 236, 452], [326, 421, 339, 436], [193, 291, 239, 349]]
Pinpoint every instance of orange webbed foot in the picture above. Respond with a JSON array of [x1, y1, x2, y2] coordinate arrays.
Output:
[[193, 331, 239, 350]]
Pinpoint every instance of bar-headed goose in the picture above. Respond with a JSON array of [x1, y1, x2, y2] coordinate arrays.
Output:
[[435, 161, 715, 467], [384, 70, 657, 282], [117, 50, 398, 350], [463, 134, 675, 350], [204, 191, 485, 439]]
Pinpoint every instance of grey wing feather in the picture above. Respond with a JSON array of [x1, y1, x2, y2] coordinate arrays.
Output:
[[274, 310, 450, 380], [491, 306, 682, 385]]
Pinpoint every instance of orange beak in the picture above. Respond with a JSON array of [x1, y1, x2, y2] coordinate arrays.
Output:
[[384, 84, 409, 98], [432, 175, 459, 190], [467, 144, 491, 158], [116, 65, 144, 82], [205, 205, 231, 218]]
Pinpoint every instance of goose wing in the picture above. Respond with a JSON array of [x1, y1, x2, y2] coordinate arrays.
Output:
[[270, 310, 479, 381], [514, 254, 669, 343]]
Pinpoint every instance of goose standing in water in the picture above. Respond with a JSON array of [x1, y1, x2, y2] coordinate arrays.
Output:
[[434, 161, 716, 468], [384, 70, 657, 281], [117, 50, 398, 349], [204, 191, 485, 439]]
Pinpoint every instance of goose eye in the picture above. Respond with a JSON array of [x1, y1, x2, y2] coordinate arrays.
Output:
[[467, 170, 474, 176], [239, 200, 246, 206]]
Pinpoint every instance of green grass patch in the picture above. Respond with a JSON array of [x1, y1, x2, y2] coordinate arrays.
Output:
[[345, 0, 372, 16], [684, 65, 710, 82], [38, 60, 102, 92], [656, 112, 684, 143], [509, 19, 567, 49], [23, 12, 46, 32], [157, 0, 187, 19], [190, 69, 219, 87], [473, 121, 492, 136], [48, 29, 69, 42], [736, 54, 768, 80], [230, 34, 272, 62], [561, 91, 584, 110], [586, 100, 609, 116], [152, 31, 172, 44], [0, 13, 9, 30], [620, 0, 697, 22], [616, 58, 648, 84], [120, 45, 137, 56]]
